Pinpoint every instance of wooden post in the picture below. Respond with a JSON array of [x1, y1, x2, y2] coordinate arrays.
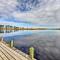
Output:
[[10, 40, 14, 48], [1, 38, 3, 42], [29, 47, 34, 60]]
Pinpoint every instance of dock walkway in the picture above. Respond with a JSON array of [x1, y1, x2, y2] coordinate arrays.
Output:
[[0, 42, 32, 60]]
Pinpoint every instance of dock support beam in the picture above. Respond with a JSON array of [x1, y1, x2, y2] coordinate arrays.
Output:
[[29, 47, 35, 60]]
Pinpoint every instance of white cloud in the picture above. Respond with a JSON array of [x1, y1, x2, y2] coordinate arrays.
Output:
[[0, 0, 17, 19]]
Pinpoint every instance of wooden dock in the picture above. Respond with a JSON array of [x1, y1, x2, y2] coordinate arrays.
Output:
[[0, 41, 35, 60]]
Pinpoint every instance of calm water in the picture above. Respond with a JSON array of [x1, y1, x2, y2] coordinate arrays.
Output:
[[3, 30, 60, 60]]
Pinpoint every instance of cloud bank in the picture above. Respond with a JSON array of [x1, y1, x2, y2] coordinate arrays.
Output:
[[0, 0, 60, 27]]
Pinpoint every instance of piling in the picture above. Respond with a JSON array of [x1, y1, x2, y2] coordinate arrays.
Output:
[[29, 47, 35, 60], [10, 40, 14, 48]]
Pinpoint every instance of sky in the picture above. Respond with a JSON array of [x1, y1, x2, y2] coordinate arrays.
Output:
[[0, 0, 60, 28]]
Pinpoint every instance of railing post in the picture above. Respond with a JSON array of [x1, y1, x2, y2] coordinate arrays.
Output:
[[29, 47, 35, 60]]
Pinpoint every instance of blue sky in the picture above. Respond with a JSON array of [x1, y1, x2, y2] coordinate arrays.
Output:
[[0, 17, 40, 28]]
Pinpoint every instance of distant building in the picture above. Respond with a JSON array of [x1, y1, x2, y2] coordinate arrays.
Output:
[[0, 25, 13, 33], [0, 25, 4, 33]]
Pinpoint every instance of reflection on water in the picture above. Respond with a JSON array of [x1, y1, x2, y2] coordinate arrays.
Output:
[[3, 30, 60, 60]]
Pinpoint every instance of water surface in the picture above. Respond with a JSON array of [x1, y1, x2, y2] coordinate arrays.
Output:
[[3, 30, 60, 60]]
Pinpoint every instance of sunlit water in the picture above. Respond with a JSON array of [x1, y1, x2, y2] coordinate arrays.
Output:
[[1, 30, 60, 60]]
